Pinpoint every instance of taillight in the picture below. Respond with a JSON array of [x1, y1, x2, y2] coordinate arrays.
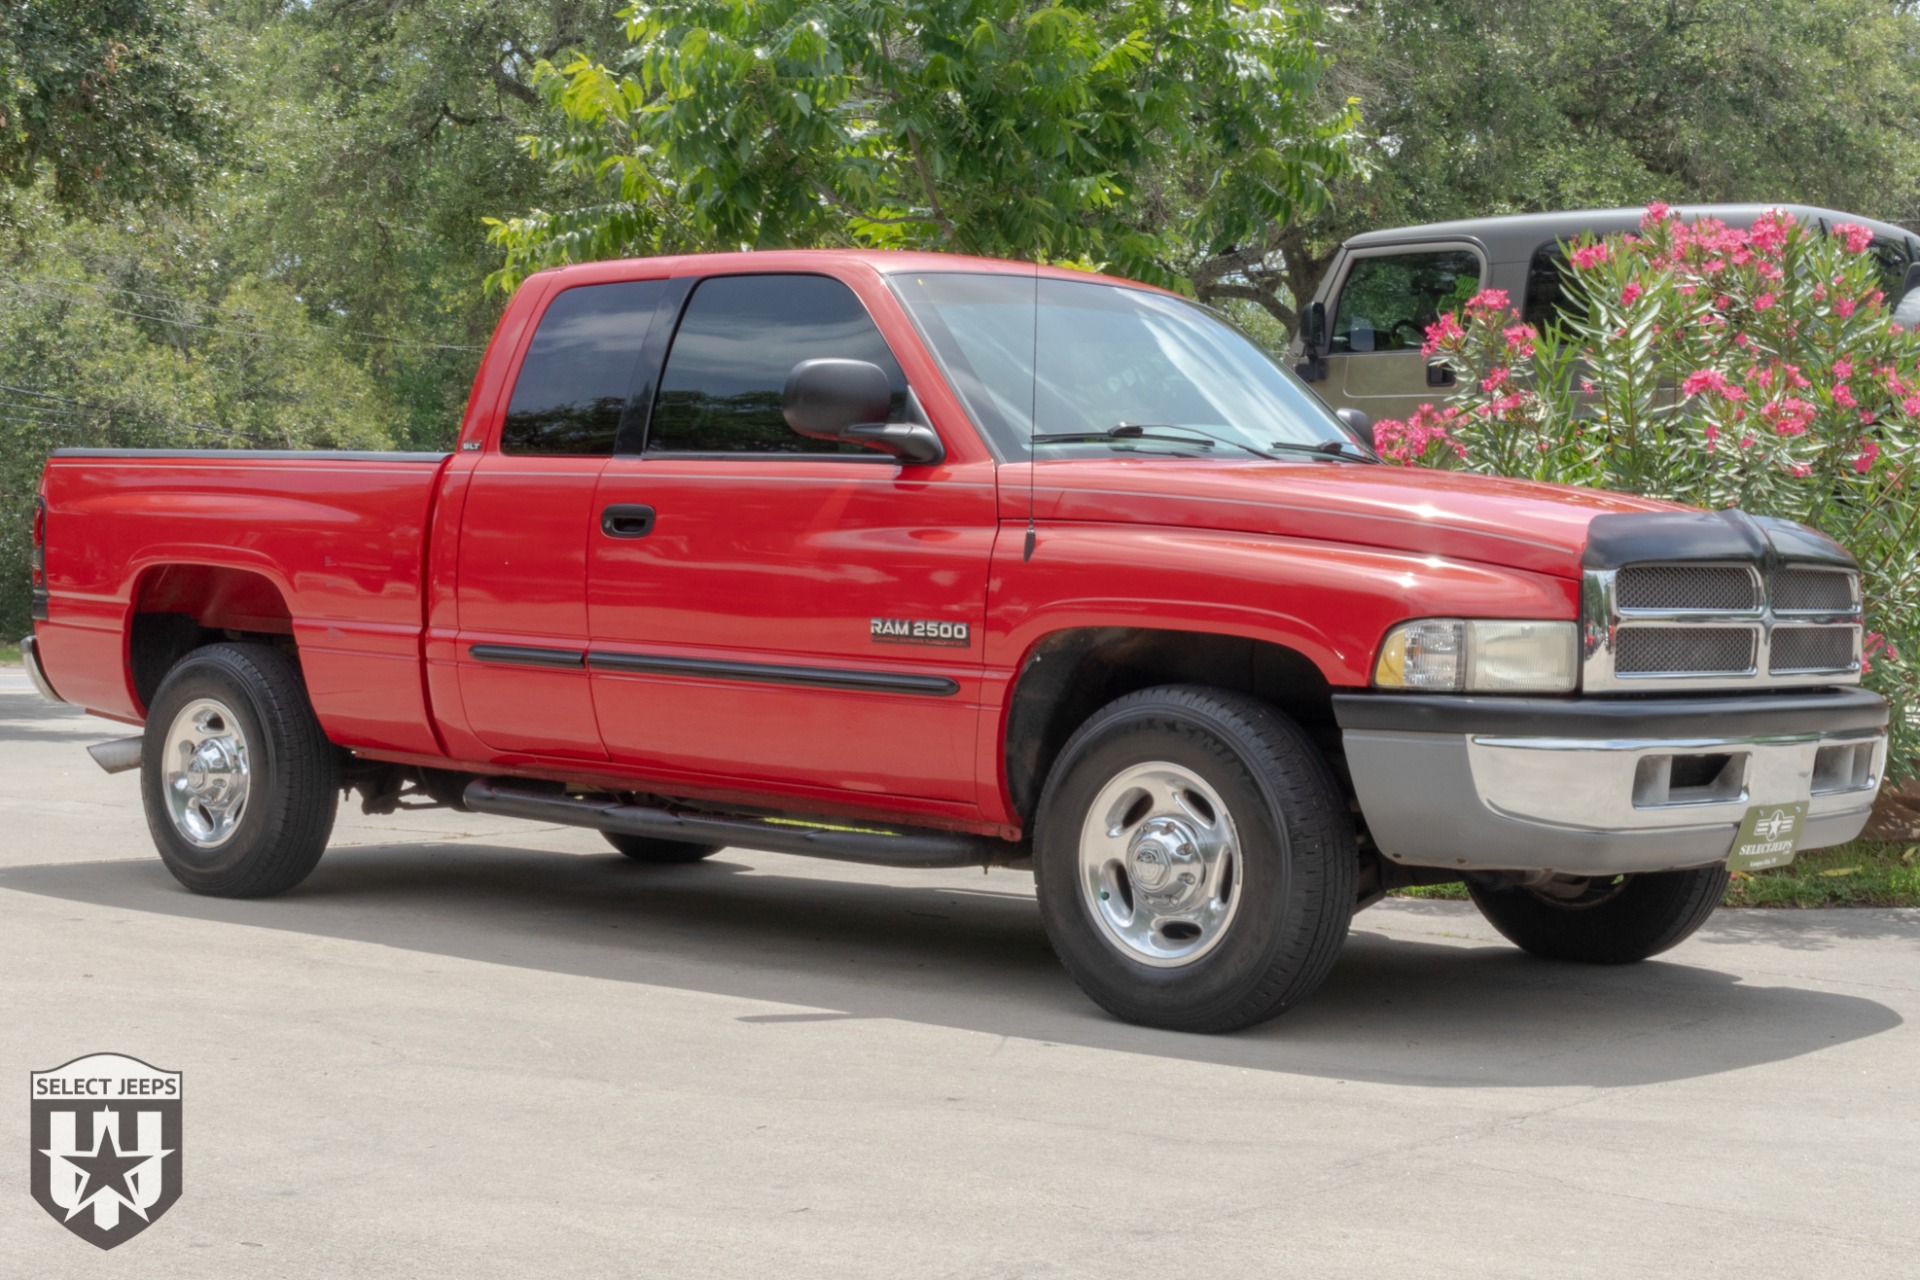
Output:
[[30, 496, 46, 587]]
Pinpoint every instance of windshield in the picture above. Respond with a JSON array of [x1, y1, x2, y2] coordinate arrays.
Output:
[[891, 271, 1355, 459]]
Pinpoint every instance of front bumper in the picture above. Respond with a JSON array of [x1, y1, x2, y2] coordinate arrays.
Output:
[[1335, 688, 1887, 875]]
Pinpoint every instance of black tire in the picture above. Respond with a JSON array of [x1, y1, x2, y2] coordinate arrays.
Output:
[[140, 642, 340, 898], [1033, 685, 1356, 1033], [1466, 866, 1730, 964], [602, 831, 725, 864]]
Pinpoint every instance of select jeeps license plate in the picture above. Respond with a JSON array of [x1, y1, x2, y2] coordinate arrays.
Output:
[[1727, 801, 1810, 872]]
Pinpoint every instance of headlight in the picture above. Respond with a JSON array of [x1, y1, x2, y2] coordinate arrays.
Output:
[[1373, 619, 1578, 693]]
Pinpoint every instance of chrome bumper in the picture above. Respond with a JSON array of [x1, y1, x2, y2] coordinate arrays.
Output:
[[1335, 690, 1886, 875], [19, 634, 64, 704]]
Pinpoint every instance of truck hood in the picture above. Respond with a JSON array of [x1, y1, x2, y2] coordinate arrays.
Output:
[[1025, 458, 1679, 578]]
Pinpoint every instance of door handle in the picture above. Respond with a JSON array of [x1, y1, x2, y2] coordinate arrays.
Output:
[[601, 504, 656, 538], [1426, 364, 1456, 387]]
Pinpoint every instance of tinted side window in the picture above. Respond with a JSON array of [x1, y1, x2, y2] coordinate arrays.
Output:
[[649, 274, 906, 454], [1330, 250, 1480, 353], [1522, 243, 1590, 333], [1869, 236, 1912, 298], [503, 281, 666, 455]]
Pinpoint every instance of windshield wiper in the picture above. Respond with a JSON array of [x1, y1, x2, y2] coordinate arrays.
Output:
[[1031, 423, 1276, 460], [1262, 438, 1380, 463], [1032, 422, 1377, 463]]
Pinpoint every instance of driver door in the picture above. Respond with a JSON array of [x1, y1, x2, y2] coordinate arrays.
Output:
[[1323, 244, 1484, 423]]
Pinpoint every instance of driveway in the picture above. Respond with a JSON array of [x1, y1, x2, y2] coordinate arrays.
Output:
[[2, 669, 1915, 1276]]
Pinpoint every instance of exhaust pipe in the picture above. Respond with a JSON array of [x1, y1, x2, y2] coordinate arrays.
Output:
[[87, 737, 144, 775]]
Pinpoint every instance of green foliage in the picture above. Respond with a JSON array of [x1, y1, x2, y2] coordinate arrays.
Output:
[[485, 0, 1358, 294], [0, 0, 222, 213], [1377, 209, 1920, 779]]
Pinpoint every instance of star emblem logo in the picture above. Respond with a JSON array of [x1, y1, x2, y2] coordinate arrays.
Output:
[[30, 1054, 183, 1249]]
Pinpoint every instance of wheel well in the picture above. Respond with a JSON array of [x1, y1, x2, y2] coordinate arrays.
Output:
[[128, 565, 295, 709], [1003, 628, 1342, 825]]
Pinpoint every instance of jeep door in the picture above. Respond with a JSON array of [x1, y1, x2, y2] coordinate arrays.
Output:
[[1317, 243, 1486, 422], [586, 269, 995, 820]]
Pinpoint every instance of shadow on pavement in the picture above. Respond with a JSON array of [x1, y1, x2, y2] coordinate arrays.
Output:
[[1, 842, 1902, 1088]]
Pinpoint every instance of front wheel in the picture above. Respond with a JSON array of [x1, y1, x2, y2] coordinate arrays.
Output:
[[1466, 866, 1730, 964], [140, 642, 340, 898], [1033, 685, 1356, 1033]]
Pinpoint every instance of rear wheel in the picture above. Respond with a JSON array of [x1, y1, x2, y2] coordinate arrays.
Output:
[[1033, 685, 1356, 1033], [1466, 866, 1730, 964], [602, 831, 724, 864], [141, 642, 340, 898]]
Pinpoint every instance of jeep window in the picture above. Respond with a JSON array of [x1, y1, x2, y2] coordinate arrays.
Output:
[[502, 280, 668, 455], [1330, 250, 1480, 354], [1522, 243, 1590, 334], [1869, 236, 1912, 299], [647, 274, 907, 454], [892, 271, 1350, 459]]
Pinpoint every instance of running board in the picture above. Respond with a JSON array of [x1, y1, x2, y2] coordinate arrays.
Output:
[[462, 780, 1017, 869]]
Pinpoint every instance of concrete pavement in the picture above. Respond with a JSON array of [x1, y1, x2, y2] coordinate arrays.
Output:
[[2, 669, 1916, 1277]]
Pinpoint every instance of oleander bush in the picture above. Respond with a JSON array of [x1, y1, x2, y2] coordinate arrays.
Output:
[[1372, 206, 1920, 779]]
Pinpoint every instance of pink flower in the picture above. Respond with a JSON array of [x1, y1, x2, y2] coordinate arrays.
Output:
[[1789, 463, 1812, 478], [1704, 422, 1720, 451], [1751, 210, 1793, 255], [1854, 440, 1881, 473], [1903, 395, 1920, 416], [1580, 379, 1596, 394], [1621, 282, 1644, 306], [1569, 243, 1611, 270], [1682, 369, 1729, 397], [1421, 313, 1465, 357], [1502, 323, 1537, 356], [1481, 367, 1511, 392], [1740, 435, 1756, 449], [1835, 297, 1857, 318], [1833, 358, 1854, 379], [1833, 383, 1857, 409], [1642, 202, 1673, 227], [1753, 293, 1776, 312], [1833, 222, 1875, 255], [1733, 333, 1751, 347], [1464, 288, 1512, 318]]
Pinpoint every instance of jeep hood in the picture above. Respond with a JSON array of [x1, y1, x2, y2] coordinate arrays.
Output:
[[1023, 458, 1679, 578]]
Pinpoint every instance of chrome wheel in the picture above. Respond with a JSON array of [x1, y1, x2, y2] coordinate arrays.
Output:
[[161, 697, 251, 849], [1077, 761, 1243, 967]]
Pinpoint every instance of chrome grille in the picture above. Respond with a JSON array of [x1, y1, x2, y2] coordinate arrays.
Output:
[[1614, 627, 1757, 675], [1769, 626, 1856, 673], [1584, 559, 1861, 691], [1773, 567, 1855, 614], [1616, 564, 1760, 612]]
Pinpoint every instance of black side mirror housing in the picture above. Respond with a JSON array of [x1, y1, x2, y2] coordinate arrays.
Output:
[[782, 359, 944, 465], [1335, 407, 1372, 439], [1294, 300, 1330, 382]]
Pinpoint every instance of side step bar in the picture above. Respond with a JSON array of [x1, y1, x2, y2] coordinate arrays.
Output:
[[463, 779, 1019, 870]]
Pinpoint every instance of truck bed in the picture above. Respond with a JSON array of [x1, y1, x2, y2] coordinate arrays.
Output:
[[36, 449, 451, 755]]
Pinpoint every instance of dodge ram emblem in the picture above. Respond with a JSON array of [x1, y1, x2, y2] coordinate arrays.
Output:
[[30, 1054, 182, 1250]]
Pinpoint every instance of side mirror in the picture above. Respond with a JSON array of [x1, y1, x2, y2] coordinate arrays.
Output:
[[782, 359, 944, 465], [1294, 300, 1330, 382], [1899, 262, 1920, 306], [1335, 407, 1372, 439]]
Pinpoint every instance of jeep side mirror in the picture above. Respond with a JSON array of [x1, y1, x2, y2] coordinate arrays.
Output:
[[1294, 301, 1330, 382], [782, 359, 944, 465], [1335, 407, 1372, 440]]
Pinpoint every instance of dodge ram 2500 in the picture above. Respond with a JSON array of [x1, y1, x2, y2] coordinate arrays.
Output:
[[22, 250, 1888, 1031]]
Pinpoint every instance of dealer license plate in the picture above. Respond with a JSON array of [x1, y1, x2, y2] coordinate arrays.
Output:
[[1727, 802, 1809, 872]]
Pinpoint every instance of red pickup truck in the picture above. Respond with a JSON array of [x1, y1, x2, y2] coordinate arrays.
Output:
[[23, 250, 1888, 1032]]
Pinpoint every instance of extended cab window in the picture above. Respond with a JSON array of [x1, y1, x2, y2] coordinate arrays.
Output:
[[647, 274, 907, 454], [502, 280, 666, 455], [1330, 250, 1480, 353]]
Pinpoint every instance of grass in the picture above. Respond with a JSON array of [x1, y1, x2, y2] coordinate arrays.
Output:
[[0, 643, 17, 665], [1390, 838, 1920, 908]]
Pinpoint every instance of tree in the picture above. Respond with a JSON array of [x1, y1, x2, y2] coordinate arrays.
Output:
[[0, 0, 221, 214], [484, 0, 1359, 297], [1260, 0, 1920, 330]]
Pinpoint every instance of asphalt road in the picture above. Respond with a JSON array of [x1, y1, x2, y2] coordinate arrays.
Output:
[[2, 668, 1916, 1277]]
